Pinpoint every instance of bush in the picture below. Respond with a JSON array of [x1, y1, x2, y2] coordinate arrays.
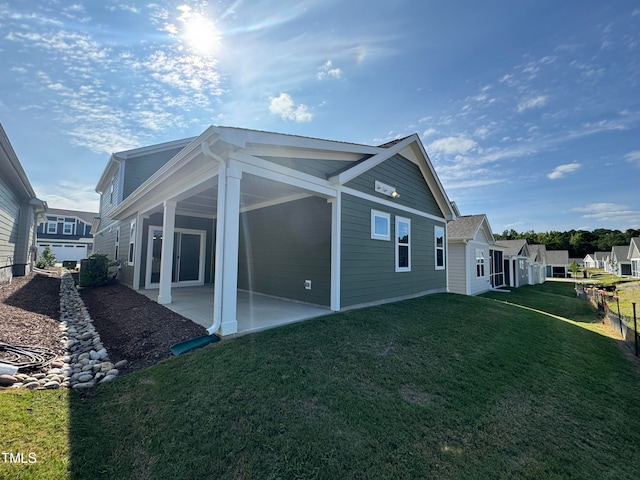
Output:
[[79, 254, 117, 287], [36, 246, 56, 268]]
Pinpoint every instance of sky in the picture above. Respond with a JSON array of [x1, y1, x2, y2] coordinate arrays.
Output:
[[1, 0, 639, 234]]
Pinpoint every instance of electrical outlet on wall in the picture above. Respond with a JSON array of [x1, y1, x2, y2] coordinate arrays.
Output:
[[304, 280, 312, 290]]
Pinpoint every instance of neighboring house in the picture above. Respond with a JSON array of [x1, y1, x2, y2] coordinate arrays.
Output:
[[36, 208, 97, 264], [593, 252, 609, 270], [447, 214, 506, 295], [545, 250, 569, 278], [498, 239, 530, 288], [610, 245, 632, 277], [527, 244, 546, 284], [627, 238, 640, 278], [92, 126, 457, 336], [0, 123, 47, 282], [583, 253, 597, 269], [569, 257, 583, 268]]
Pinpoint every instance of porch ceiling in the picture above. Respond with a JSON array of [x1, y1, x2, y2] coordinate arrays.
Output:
[[169, 172, 319, 216]]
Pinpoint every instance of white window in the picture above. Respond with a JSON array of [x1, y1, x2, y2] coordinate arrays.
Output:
[[476, 249, 485, 277], [128, 220, 136, 265], [63, 222, 74, 235], [435, 226, 445, 270], [395, 216, 411, 272], [114, 226, 120, 260], [47, 222, 57, 234], [371, 210, 390, 241]]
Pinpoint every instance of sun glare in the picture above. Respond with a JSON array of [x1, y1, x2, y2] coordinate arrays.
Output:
[[184, 14, 220, 55]]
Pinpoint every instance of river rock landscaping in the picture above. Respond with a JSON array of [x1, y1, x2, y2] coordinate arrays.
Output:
[[0, 271, 207, 390]]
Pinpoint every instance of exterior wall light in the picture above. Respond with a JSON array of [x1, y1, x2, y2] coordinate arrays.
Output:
[[375, 180, 400, 199]]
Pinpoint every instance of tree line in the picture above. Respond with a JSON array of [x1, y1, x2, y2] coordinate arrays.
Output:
[[494, 228, 640, 259]]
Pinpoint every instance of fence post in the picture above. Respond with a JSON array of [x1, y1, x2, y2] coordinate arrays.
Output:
[[633, 302, 638, 357], [614, 296, 623, 338]]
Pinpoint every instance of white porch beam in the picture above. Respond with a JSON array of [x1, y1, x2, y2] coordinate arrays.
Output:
[[158, 200, 176, 305]]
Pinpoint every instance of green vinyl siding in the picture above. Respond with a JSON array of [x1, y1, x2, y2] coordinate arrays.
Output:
[[345, 154, 443, 217], [340, 193, 446, 308], [123, 146, 185, 199], [257, 156, 356, 179], [238, 196, 331, 306]]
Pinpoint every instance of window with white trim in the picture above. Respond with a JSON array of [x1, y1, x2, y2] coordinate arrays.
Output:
[[128, 220, 136, 265], [63, 222, 74, 235], [435, 226, 445, 270], [110, 174, 116, 204], [114, 226, 120, 260], [476, 249, 485, 277], [47, 222, 57, 234], [395, 216, 411, 272], [371, 210, 390, 241]]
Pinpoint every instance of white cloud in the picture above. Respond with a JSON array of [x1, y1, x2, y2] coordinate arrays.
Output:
[[547, 162, 581, 179], [421, 128, 436, 138], [269, 93, 313, 122], [34, 181, 100, 212], [624, 151, 640, 167], [517, 95, 548, 112], [572, 203, 639, 223], [317, 60, 342, 80], [427, 136, 477, 155]]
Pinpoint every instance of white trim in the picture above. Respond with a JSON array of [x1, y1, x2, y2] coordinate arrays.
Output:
[[330, 135, 414, 185], [128, 219, 137, 266], [341, 187, 446, 222], [370, 209, 390, 241], [435, 225, 445, 270], [47, 222, 57, 234], [395, 216, 411, 272], [63, 221, 74, 235], [133, 213, 144, 290], [230, 151, 337, 198], [145, 224, 207, 289], [114, 226, 120, 261]]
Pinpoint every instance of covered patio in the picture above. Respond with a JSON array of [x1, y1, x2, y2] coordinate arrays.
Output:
[[140, 286, 331, 336]]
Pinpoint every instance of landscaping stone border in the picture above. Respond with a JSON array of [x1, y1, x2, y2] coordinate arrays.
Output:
[[7, 272, 126, 390]]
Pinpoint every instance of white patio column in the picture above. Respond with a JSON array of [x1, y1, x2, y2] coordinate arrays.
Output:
[[329, 193, 341, 311], [219, 162, 242, 335], [158, 200, 176, 305]]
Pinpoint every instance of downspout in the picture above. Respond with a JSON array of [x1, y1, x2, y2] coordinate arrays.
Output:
[[201, 138, 224, 335]]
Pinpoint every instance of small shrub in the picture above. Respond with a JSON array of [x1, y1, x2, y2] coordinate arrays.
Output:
[[79, 254, 117, 287], [36, 246, 56, 268]]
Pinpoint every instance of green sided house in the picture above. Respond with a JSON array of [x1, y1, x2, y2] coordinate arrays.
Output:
[[92, 126, 456, 336]]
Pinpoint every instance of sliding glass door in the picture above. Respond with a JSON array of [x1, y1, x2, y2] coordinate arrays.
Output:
[[146, 226, 206, 288]]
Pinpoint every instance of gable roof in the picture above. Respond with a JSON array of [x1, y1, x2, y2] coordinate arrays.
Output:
[[0, 123, 37, 201], [611, 245, 630, 262], [106, 126, 458, 222], [546, 250, 569, 265], [528, 244, 547, 263], [448, 214, 495, 243], [498, 239, 529, 257], [45, 208, 98, 225], [594, 251, 609, 261], [628, 237, 640, 260]]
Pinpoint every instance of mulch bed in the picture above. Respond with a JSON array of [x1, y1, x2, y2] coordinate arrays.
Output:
[[0, 274, 64, 363], [79, 281, 207, 374], [1, 273, 207, 377]]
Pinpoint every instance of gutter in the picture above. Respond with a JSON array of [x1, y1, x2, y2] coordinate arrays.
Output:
[[200, 136, 224, 336]]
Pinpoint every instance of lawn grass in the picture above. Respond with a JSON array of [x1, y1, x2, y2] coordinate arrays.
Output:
[[4, 289, 640, 479], [481, 281, 599, 325], [0, 389, 69, 479]]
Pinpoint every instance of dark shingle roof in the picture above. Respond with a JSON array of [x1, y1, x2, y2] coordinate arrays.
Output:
[[447, 215, 486, 240], [45, 208, 98, 225]]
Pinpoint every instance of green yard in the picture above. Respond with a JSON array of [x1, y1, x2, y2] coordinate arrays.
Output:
[[3, 284, 640, 479]]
